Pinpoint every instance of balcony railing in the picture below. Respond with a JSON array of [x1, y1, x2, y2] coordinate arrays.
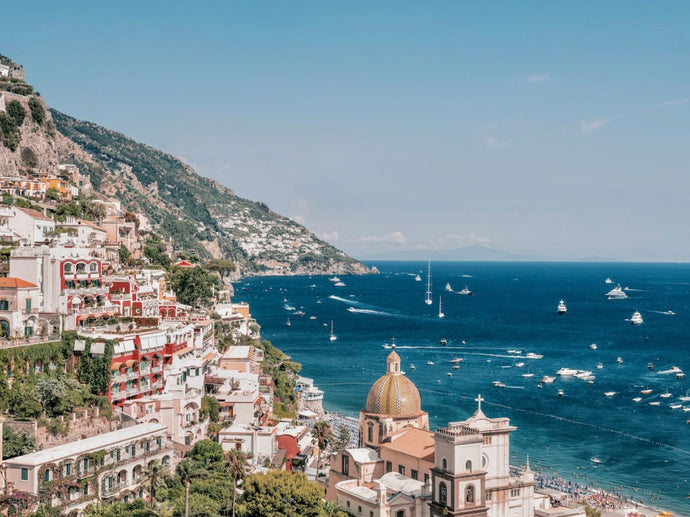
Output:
[[64, 286, 109, 296], [75, 305, 120, 315]]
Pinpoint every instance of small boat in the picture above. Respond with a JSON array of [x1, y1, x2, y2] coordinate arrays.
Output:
[[284, 304, 296, 311], [632, 397, 642, 402], [456, 286, 473, 295], [589, 343, 597, 350], [678, 372, 687, 380], [526, 353, 543, 359], [440, 338, 447, 346], [507, 349, 522, 354], [648, 362, 654, 370], [666, 310, 675, 315], [659, 390, 672, 399], [438, 296, 445, 318], [329, 276, 341, 282], [493, 381, 506, 388], [591, 457, 603, 464], [515, 362, 525, 367], [641, 388, 653, 395], [309, 315, 317, 320], [649, 401, 661, 406], [390, 337, 397, 349], [347, 306, 357, 313], [450, 358, 463, 364], [670, 404, 682, 410], [630, 311, 643, 325], [522, 372, 534, 378], [541, 375, 556, 384], [557, 300, 567, 315], [415, 274, 422, 282], [286, 317, 291, 327], [606, 284, 628, 299], [604, 391, 616, 397], [334, 281, 346, 287], [616, 357, 624, 364], [329, 321, 337, 342], [596, 363, 603, 369], [605, 278, 613, 284], [558, 389, 564, 397], [445, 282, 453, 292], [447, 372, 453, 377], [293, 310, 305, 316], [410, 364, 416, 370], [452, 365, 460, 370], [427, 360, 435, 366]]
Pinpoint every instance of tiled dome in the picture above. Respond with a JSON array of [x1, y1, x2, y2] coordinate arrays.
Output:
[[365, 352, 422, 416]]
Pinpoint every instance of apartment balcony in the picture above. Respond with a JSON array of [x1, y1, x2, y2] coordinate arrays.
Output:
[[75, 305, 120, 315], [64, 286, 109, 296], [109, 293, 131, 301], [101, 481, 129, 498]]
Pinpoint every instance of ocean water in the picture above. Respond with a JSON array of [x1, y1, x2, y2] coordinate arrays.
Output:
[[240, 261, 690, 514]]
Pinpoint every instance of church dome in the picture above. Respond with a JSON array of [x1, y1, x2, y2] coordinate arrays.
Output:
[[365, 352, 422, 416]]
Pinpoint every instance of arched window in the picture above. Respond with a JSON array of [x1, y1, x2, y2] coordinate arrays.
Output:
[[367, 423, 374, 443], [466, 485, 475, 504], [465, 460, 472, 471], [439, 482, 447, 505], [482, 454, 487, 468], [89, 262, 98, 272], [76, 262, 86, 273], [441, 458, 448, 470], [63, 263, 72, 274]]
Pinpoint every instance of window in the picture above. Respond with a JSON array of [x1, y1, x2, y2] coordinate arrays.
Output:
[[358, 506, 362, 514], [441, 458, 448, 470], [21, 468, 28, 481], [64, 263, 72, 274], [82, 458, 88, 472], [486, 491, 492, 501], [25, 298, 32, 314], [116, 449, 121, 461], [424, 473, 429, 484], [465, 460, 472, 471], [482, 455, 487, 468], [411, 469, 418, 480], [44, 469, 50, 482], [439, 482, 447, 505], [346, 501, 350, 509], [385, 461, 392, 473], [89, 262, 98, 272], [342, 455, 349, 476], [398, 465, 405, 476], [0, 300, 8, 310], [511, 488, 521, 497], [156, 437, 162, 449], [396, 511, 405, 517], [367, 423, 374, 442], [64, 463, 71, 476], [466, 485, 475, 504], [83, 483, 89, 496]]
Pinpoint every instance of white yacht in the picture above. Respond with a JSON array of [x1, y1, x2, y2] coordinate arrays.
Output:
[[329, 321, 337, 341], [457, 286, 473, 295], [604, 391, 616, 397], [557, 367, 579, 376], [426, 360, 435, 366], [415, 274, 422, 282], [605, 278, 613, 284], [329, 276, 341, 282], [557, 299, 567, 315], [630, 311, 643, 325], [541, 375, 556, 384], [438, 296, 445, 318], [450, 357, 463, 364], [425, 261, 433, 305], [334, 281, 346, 287], [445, 282, 453, 292], [525, 352, 543, 359], [606, 284, 628, 299], [589, 343, 598, 350], [659, 365, 683, 375], [632, 397, 642, 403]]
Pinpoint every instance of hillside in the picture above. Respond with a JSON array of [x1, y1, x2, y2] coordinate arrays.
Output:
[[0, 54, 371, 276]]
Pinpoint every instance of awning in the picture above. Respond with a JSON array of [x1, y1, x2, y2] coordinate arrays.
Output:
[[298, 410, 318, 418], [110, 362, 121, 370], [173, 346, 195, 356], [90, 342, 105, 355], [73, 339, 86, 352], [114, 339, 135, 355], [124, 359, 137, 367], [140, 333, 166, 351]]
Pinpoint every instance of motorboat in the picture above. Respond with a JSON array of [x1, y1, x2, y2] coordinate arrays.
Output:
[[670, 404, 683, 410], [334, 281, 346, 287], [284, 304, 296, 311], [522, 372, 534, 378], [329, 276, 341, 282], [596, 363, 603, 369], [447, 372, 453, 377], [410, 364, 416, 370], [493, 381, 506, 388], [541, 375, 556, 384], [659, 365, 683, 374], [604, 391, 616, 397], [452, 365, 460, 370], [440, 338, 447, 346], [649, 401, 661, 406], [589, 343, 597, 350], [678, 372, 686, 380], [309, 315, 317, 320], [347, 306, 357, 313], [557, 300, 567, 315], [648, 362, 654, 370], [591, 457, 603, 464], [526, 353, 543, 359], [293, 310, 305, 316], [575, 370, 593, 380], [557, 367, 578, 376], [659, 390, 672, 399], [605, 278, 613, 284], [558, 389, 564, 397], [666, 310, 675, 315], [450, 357, 463, 364], [515, 362, 525, 367], [616, 357, 624, 364], [456, 286, 473, 295], [630, 311, 643, 325], [606, 284, 628, 299], [427, 360, 435, 366], [632, 397, 642, 402], [445, 282, 453, 292], [286, 317, 291, 327]]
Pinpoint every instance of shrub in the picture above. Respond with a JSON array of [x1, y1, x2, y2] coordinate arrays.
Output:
[[28, 96, 46, 125]]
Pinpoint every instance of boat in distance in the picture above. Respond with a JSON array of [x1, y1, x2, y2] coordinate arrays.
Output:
[[456, 286, 473, 295], [630, 311, 643, 325], [557, 299, 567, 315], [606, 284, 628, 299]]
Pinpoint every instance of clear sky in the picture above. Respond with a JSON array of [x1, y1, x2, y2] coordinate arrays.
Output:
[[3, 1, 689, 261]]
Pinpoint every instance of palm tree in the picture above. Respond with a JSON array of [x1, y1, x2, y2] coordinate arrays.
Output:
[[176, 460, 203, 517], [224, 449, 250, 517], [311, 420, 332, 481], [141, 460, 167, 510]]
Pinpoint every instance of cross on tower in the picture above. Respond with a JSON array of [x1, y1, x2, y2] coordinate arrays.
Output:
[[475, 394, 484, 411]]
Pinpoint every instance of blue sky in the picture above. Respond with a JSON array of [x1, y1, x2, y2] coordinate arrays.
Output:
[[4, 1, 689, 260]]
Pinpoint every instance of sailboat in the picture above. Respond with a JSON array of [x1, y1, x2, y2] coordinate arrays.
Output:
[[445, 282, 453, 292], [438, 296, 445, 318], [329, 321, 337, 341], [286, 317, 291, 327], [425, 261, 433, 305]]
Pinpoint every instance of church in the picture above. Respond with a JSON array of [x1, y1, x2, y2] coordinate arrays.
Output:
[[327, 351, 543, 517]]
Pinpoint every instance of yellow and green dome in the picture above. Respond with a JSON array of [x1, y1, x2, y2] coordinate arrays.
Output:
[[365, 352, 422, 416]]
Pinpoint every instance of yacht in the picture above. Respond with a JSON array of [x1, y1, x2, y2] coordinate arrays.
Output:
[[589, 343, 597, 350], [438, 296, 445, 318], [424, 261, 433, 305], [450, 357, 463, 364], [329, 276, 341, 282], [677, 372, 686, 380], [557, 367, 579, 376], [440, 338, 447, 346], [670, 404, 683, 410], [334, 281, 346, 287], [557, 300, 567, 315], [659, 366, 683, 375], [457, 286, 473, 295], [426, 360, 435, 366], [659, 390, 672, 399], [606, 284, 628, 299], [525, 352, 543, 359], [522, 372, 534, 378], [616, 357, 624, 364], [493, 381, 506, 388], [630, 311, 643, 325], [632, 397, 642, 403], [604, 391, 616, 397], [390, 337, 397, 349], [605, 278, 613, 284], [558, 389, 564, 397], [541, 375, 556, 384], [575, 370, 594, 380], [415, 274, 422, 282], [329, 321, 337, 342], [445, 282, 453, 292]]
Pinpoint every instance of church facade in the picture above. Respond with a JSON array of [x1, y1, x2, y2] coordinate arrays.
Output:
[[328, 352, 537, 517]]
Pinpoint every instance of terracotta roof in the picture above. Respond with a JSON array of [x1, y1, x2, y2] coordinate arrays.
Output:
[[0, 277, 38, 288], [15, 207, 53, 221], [379, 427, 436, 463]]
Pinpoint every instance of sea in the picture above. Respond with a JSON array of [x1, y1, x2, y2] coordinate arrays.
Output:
[[238, 261, 690, 515]]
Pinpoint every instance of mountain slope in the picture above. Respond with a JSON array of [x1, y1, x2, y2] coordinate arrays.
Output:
[[50, 109, 369, 275]]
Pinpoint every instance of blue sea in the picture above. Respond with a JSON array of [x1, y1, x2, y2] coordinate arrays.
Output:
[[240, 261, 690, 515]]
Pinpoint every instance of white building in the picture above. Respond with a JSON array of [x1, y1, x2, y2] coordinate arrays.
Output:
[[1, 206, 55, 245]]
